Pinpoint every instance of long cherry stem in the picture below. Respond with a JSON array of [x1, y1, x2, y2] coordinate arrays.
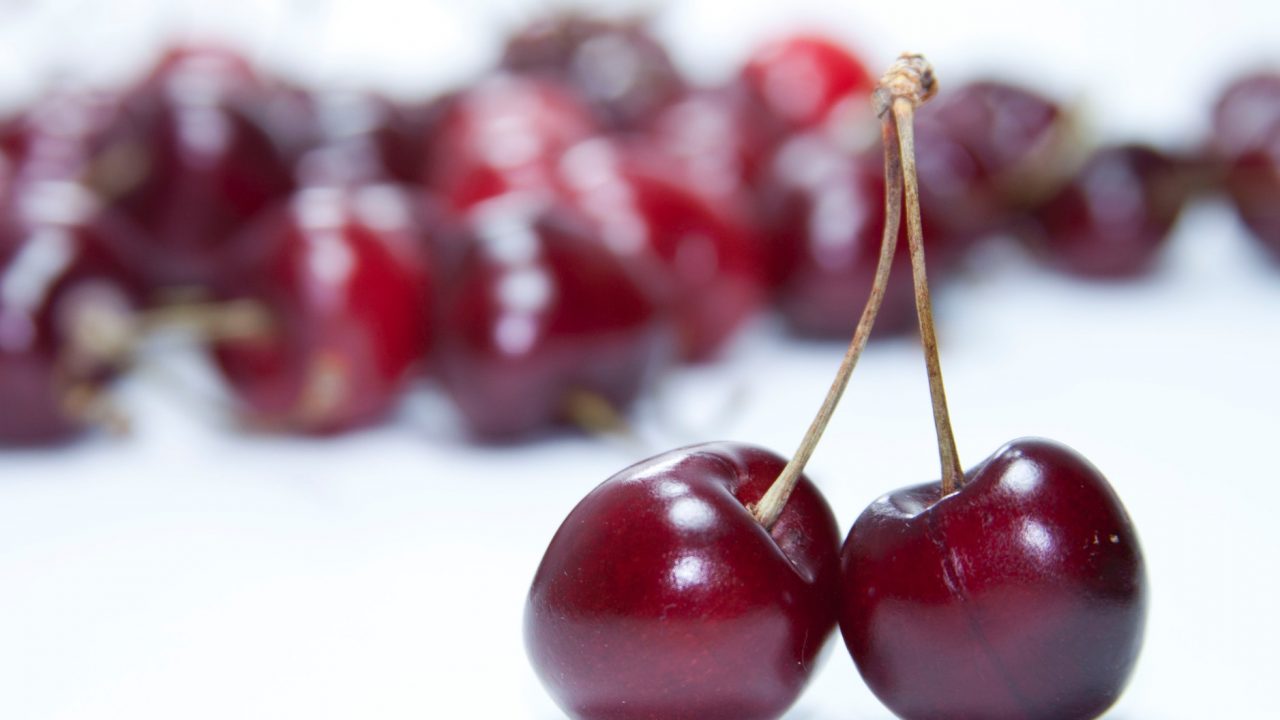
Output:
[[751, 119, 905, 529], [884, 55, 965, 495]]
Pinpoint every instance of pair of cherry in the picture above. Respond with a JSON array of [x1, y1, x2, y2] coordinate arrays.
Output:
[[525, 57, 1148, 720]]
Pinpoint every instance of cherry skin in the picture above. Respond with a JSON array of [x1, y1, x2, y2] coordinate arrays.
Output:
[[435, 196, 671, 441], [501, 12, 685, 130], [90, 46, 295, 289], [1025, 144, 1187, 278], [0, 181, 144, 445], [840, 438, 1147, 720], [757, 132, 955, 338], [526, 441, 841, 720], [741, 34, 875, 132], [211, 183, 433, 434], [1212, 71, 1280, 261], [557, 139, 767, 362], [424, 74, 599, 211]]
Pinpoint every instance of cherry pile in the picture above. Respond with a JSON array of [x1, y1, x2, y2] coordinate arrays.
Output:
[[1, 13, 1276, 447]]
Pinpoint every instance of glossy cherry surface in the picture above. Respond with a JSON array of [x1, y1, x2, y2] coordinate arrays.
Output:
[[91, 47, 294, 288], [757, 132, 948, 338], [1212, 71, 1280, 260], [502, 13, 684, 130], [526, 441, 841, 720], [1027, 144, 1186, 278], [425, 74, 599, 211], [741, 34, 875, 132], [840, 438, 1147, 720], [435, 197, 670, 440], [212, 184, 433, 434], [0, 181, 143, 445], [558, 139, 766, 361]]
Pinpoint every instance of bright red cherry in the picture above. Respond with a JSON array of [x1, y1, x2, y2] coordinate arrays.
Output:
[[501, 12, 685, 130], [741, 34, 876, 132], [840, 438, 1147, 720], [435, 196, 670, 441], [89, 46, 295, 289], [424, 74, 599, 211], [1025, 144, 1187, 278], [526, 441, 841, 720], [1212, 71, 1280, 260], [0, 181, 144, 445], [211, 183, 433, 434], [557, 139, 766, 361]]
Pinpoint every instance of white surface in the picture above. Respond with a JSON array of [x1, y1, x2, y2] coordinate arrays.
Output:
[[2, 1, 1280, 718]]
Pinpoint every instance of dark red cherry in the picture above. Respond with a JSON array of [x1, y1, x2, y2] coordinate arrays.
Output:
[[840, 438, 1147, 720], [212, 183, 433, 434], [923, 80, 1072, 216], [435, 197, 670, 441], [757, 132, 957, 338], [1212, 71, 1280, 260], [741, 34, 875, 132], [89, 46, 294, 289], [526, 441, 841, 720], [288, 90, 435, 186], [502, 12, 684, 130], [425, 74, 599, 211], [557, 139, 766, 361], [1025, 144, 1187, 278], [0, 181, 144, 445]]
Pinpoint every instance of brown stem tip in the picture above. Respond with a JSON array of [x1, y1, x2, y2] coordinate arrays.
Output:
[[872, 53, 938, 118]]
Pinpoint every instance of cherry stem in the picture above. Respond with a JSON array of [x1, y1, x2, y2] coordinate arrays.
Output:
[[138, 299, 274, 343], [882, 54, 965, 495], [751, 118, 905, 530]]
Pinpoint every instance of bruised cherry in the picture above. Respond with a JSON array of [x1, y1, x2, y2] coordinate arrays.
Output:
[[526, 442, 841, 720], [211, 183, 433, 434]]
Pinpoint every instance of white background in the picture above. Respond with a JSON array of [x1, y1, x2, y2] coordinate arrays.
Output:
[[2, 0, 1279, 717]]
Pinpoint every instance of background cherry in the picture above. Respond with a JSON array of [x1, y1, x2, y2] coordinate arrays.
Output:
[[501, 12, 685, 131], [1212, 71, 1280, 260], [740, 34, 875, 132], [434, 197, 671, 440], [211, 183, 433, 434], [525, 442, 841, 720], [1024, 143, 1188, 278]]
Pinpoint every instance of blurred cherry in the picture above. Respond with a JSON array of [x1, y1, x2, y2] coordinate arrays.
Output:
[[557, 139, 766, 361], [89, 46, 295, 289], [1026, 144, 1187, 278], [741, 34, 875, 132], [1, 89, 126, 183], [526, 442, 841, 719], [757, 132, 957, 338], [435, 196, 671, 441], [211, 183, 433, 434], [502, 12, 685, 130], [1212, 71, 1280, 260], [0, 180, 144, 445], [425, 74, 599, 211]]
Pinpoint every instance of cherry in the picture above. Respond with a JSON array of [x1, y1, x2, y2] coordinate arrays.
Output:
[[841, 438, 1147, 719], [525, 442, 841, 720], [424, 74, 599, 211], [839, 55, 1148, 720], [922, 79, 1072, 222], [0, 89, 126, 184], [0, 181, 144, 445], [756, 131, 954, 338], [501, 12, 685, 130], [1024, 144, 1187, 278], [88, 46, 295, 289], [525, 92, 909, 717], [284, 89, 435, 187], [557, 139, 767, 361], [741, 34, 876, 132], [210, 183, 433, 434], [1212, 71, 1280, 260], [434, 196, 670, 440]]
